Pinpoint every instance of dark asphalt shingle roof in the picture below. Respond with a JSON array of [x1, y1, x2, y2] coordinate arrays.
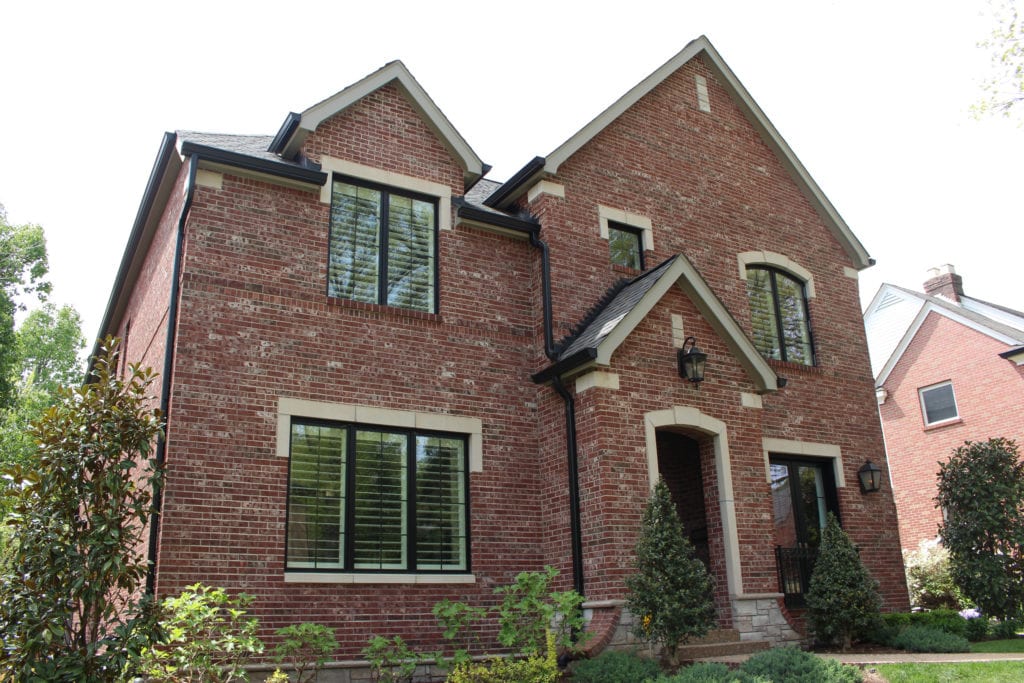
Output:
[[557, 256, 679, 360]]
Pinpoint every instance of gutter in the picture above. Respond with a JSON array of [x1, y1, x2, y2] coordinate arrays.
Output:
[[528, 230, 585, 597], [145, 154, 199, 595], [178, 141, 326, 185], [483, 156, 545, 209]]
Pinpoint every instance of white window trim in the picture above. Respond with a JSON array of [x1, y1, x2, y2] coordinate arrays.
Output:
[[277, 397, 481, 585], [737, 251, 816, 299], [918, 381, 959, 427], [318, 155, 452, 231], [598, 205, 654, 251]]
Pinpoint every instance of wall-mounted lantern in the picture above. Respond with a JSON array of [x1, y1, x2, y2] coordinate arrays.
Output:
[[858, 460, 882, 493], [677, 336, 707, 386]]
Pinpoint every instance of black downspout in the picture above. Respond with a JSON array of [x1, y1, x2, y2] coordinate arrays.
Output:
[[529, 232, 585, 598], [146, 154, 198, 596]]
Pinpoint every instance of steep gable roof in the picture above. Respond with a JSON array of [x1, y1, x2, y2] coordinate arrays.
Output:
[[485, 35, 872, 269], [867, 282, 1024, 386], [270, 61, 485, 189], [533, 254, 778, 393]]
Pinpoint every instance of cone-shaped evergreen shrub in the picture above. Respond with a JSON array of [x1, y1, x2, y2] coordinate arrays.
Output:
[[625, 479, 716, 666], [805, 513, 882, 650]]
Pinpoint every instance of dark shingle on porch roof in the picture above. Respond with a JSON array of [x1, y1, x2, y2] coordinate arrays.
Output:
[[557, 256, 678, 360]]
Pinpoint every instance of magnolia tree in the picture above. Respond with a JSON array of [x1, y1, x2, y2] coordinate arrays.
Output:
[[937, 438, 1024, 623], [0, 338, 164, 680]]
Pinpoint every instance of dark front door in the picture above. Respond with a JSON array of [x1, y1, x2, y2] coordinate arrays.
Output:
[[657, 431, 710, 570], [770, 457, 839, 606]]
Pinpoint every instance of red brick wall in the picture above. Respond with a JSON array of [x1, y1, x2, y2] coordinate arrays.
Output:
[[880, 312, 1024, 552], [526, 56, 907, 611], [120, 52, 911, 661]]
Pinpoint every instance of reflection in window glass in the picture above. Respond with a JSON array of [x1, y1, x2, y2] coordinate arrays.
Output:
[[920, 383, 958, 425]]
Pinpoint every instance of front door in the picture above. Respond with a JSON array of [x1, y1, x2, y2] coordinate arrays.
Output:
[[770, 457, 839, 606]]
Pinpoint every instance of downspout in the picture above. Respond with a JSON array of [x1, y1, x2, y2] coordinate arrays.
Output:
[[146, 154, 199, 595], [529, 231, 585, 597]]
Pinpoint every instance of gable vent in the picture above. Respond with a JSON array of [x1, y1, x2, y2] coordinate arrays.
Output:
[[695, 75, 711, 112], [876, 290, 902, 311]]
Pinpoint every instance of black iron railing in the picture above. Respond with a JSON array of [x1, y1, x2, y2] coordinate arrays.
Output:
[[775, 545, 819, 608]]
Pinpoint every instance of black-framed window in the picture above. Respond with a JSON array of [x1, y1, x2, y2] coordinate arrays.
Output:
[[608, 221, 645, 270], [770, 457, 839, 549], [746, 265, 814, 365], [919, 381, 958, 425], [286, 420, 468, 572], [328, 177, 438, 313]]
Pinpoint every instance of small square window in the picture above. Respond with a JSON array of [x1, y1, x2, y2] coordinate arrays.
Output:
[[919, 382, 958, 425], [608, 222, 644, 270]]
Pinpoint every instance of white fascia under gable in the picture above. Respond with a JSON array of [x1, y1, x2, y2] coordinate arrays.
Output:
[[280, 61, 484, 187], [961, 297, 1024, 333], [591, 255, 777, 393], [876, 302, 1024, 387]]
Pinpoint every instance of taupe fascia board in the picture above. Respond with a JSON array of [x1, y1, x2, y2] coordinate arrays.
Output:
[[278, 62, 485, 189], [91, 132, 182, 367]]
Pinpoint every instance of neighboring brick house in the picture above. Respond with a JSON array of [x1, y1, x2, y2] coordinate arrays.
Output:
[[864, 265, 1024, 553], [99, 36, 908, 666]]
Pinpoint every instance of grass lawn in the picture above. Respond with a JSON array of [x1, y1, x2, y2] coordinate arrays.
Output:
[[876, 661, 1024, 682], [971, 638, 1024, 653]]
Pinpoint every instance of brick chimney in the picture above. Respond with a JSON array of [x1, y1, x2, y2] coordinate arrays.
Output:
[[924, 264, 964, 303]]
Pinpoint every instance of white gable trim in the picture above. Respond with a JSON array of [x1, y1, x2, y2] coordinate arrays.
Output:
[[282, 61, 484, 186], [540, 36, 870, 269], [592, 255, 777, 392], [876, 303, 1022, 386]]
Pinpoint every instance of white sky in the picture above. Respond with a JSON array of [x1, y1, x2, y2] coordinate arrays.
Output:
[[2, 0, 1022, 345]]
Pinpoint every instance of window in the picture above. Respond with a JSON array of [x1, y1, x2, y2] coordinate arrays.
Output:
[[287, 420, 468, 572], [770, 456, 839, 607], [328, 177, 438, 313], [919, 382, 958, 425], [608, 221, 644, 270], [746, 265, 814, 365]]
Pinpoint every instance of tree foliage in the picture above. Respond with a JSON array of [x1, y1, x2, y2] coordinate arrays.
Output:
[[937, 438, 1024, 622], [805, 514, 882, 650], [0, 204, 51, 411], [0, 303, 86, 475], [975, 0, 1024, 123], [0, 338, 163, 680], [625, 479, 716, 666]]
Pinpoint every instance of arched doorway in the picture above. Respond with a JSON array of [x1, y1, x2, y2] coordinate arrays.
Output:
[[656, 431, 710, 570]]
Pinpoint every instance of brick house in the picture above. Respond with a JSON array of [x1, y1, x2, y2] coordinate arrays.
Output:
[[98, 36, 908, 665], [864, 265, 1024, 553]]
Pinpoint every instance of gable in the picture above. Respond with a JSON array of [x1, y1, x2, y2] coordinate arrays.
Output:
[[271, 61, 484, 189], [486, 36, 870, 270], [533, 254, 777, 393]]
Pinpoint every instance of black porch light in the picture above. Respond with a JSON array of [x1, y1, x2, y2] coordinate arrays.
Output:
[[677, 336, 708, 386], [858, 460, 883, 493]]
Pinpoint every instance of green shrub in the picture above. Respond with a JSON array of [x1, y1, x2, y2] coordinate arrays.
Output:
[[910, 608, 967, 637], [993, 618, 1022, 639], [964, 613, 990, 641], [903, 541, 967, 610], [272, 623, 337, 683], [805, 514, 882, 650], [132, 583, 264, 682], [652, 661, 766, 682], [446, 630, 558, 682], [570, 649, 662, 683], [740, 647, 862, 683], [363, 635, 421, 683], [625, 480, 716, 666], [890, 625, 969, 653]]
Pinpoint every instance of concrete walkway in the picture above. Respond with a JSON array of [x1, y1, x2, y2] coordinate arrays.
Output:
[[698, 651, 1024, 665]]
